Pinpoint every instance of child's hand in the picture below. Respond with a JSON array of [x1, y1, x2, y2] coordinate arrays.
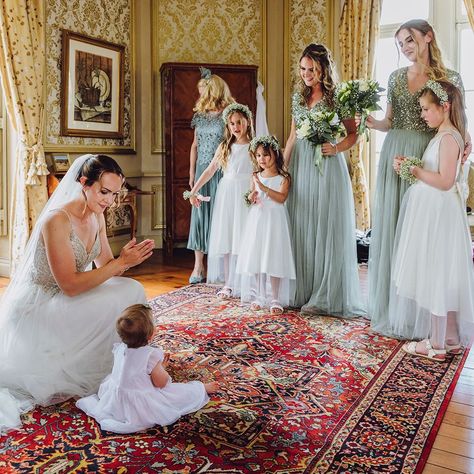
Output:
[[393, 156, 406, 173], [162, 352, 171, 368], [248, 190, 258, 203]]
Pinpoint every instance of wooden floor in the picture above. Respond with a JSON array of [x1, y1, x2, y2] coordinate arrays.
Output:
[[1, 250, 474, 473]]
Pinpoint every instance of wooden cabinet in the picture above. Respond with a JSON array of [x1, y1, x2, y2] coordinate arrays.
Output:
[[160, 62, 258, 255]]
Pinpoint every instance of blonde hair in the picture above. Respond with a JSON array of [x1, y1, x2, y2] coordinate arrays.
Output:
[[116, 304, 154, 349], [193, 74, 234, 113], [420, 80, 467, 144], [218, 109, 254, 170], [395, 19, 448, 80], [297, 43, 338, 109]]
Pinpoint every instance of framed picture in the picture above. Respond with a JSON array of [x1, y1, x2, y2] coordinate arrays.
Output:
[[51, 153, 71, 173], [61, 29, 125, 138]]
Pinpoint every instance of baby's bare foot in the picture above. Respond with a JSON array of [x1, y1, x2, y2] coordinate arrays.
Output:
[[204, 381, 219, 394]]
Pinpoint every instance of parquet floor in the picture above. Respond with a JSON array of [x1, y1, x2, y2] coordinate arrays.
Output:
[[1, 250, 473, 472]]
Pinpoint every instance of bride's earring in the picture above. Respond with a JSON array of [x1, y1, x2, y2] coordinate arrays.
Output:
[[81, 188, 88, 216]]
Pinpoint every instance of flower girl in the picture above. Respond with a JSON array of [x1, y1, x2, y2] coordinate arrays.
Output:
[[236, 136, 296, 314], [389, 80, 474, 361], [76, 304, 218, 433], [188, 103, 255, 298]]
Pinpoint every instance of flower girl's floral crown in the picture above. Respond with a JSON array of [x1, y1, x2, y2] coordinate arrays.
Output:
[[250, 135, 280, 153], [222, 103, 253, 123], [425, 80, 449, 105]]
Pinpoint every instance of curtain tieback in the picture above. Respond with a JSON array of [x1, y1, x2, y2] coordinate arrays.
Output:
[[21, 142, 49, 186]]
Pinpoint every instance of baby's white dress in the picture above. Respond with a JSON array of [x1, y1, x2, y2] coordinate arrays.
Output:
[[76, 343, 209, 434], [207, 143, 253, 294], [388, 129, 474, 344], [236, 174, 296, 307]]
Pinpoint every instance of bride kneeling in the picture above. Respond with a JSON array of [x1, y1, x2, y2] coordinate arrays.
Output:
[[0, 154, 154, 432]]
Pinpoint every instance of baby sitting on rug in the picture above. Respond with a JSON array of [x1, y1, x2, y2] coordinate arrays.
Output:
[[76, 304, 218, 434]]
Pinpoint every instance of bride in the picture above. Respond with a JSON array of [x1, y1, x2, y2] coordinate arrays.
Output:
[[0, 154, 155, 433]]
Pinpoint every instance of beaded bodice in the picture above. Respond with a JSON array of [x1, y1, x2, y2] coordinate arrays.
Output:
[[291, 92, 335, 128], [388, 68, 463, 132], [191, 112, 225, 166], [30, 228, 101, 295]]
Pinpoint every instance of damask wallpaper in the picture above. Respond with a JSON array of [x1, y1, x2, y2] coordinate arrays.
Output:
[[45, 0, 133, 151], [152, 0, 264, 151]]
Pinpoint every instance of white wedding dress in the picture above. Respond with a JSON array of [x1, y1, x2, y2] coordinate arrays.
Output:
[[0, 155, 147, 433]]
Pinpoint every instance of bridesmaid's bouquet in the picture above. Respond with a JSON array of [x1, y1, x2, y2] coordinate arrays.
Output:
[[243, 190, 254, 207], [336, 79, 384, 137], [296, 110, 346, 173], [398, 156, 423, 185]]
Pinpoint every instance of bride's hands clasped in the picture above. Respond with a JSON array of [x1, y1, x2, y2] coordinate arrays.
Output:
[[118, 238, 155, 272]]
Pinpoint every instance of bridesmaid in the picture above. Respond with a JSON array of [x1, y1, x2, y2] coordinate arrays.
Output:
[[284, 43, 366, 318], [365, 19, 469, 335], [187, 68, 234, 284]]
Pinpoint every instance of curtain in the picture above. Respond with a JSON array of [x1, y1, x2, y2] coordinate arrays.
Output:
[[339, 0, 382, 230], [464, 0, 474, 30], [0, 0, 48, 270]]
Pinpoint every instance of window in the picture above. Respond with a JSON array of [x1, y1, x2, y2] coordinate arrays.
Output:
[[369, 0, 473, 201]]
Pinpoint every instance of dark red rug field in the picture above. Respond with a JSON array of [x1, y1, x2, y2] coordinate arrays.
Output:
[[0, 284, 467, 473]]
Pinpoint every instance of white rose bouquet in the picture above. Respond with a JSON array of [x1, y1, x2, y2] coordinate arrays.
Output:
[[336, 79, 384, 137], [296, 110, 346, 173]]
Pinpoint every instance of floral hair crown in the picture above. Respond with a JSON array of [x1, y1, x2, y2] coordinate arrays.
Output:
[[199, 66, 212, 80], [222, 103, 252, 123], [425, 80, 449, 105], [250, 135, 280, 153]]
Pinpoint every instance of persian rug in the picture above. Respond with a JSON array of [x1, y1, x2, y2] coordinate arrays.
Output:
[[0, 284, 468, 473]]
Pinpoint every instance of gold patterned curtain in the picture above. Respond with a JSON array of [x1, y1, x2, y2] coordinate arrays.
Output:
[[464, 0, 474, 30], [339, 0, 381, 230], [0, 0, 48, 269]]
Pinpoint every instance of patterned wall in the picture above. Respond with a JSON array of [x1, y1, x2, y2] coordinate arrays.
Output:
[[288, 0, 328, 90], [45, 0, 133, 149], [152, 0, 264, 151]]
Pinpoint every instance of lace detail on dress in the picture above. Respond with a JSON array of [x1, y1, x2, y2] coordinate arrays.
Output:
[[388, 68, 463, 132], [191, 112, 225, 166], [30, 231, 101, 295]]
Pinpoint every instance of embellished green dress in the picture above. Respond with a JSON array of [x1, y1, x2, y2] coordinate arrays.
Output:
[[187, 112, 225, 253], [369, 67, 463, 335], [286, 92, 366, 317]]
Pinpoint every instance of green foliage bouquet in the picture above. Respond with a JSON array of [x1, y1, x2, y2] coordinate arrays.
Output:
[[336, 79, 384, 136], [398, 156, 423, 185], [295, 110, 346, 173]]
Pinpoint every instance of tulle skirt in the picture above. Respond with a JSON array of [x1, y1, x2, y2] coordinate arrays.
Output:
[[388, 182, 474, 345], [0, 277, 146, 433], [207, 173, 251, 294], [369, 128, 434, 333], [286, 139, 366, 317], [236, 201, 296, 307]]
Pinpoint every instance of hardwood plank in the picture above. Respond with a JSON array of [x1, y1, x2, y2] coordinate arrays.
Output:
[[423, 463, 462, 474], [426, 448, 474, 472], [447, 402, 474, 418], [433, 435, 474, 458], [438, 421, 474, 443], [452, 391, 474, 406], [442, 412, 474, 430]]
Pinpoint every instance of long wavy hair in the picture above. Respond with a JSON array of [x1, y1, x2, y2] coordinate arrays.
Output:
[[193, 74, 235, 113], [297, 43, 338, 109], [395, 19, 448, 80], [421, 80, 467, 144], [218, 109, 254, 169]]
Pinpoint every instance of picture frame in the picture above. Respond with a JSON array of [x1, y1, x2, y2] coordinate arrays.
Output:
[[61, 29, 125, 138], [51, 153, 71, 173]]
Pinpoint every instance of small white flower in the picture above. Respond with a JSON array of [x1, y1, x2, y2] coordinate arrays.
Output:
[[358, 80, 369, 92], [329, 113, 340, 126]]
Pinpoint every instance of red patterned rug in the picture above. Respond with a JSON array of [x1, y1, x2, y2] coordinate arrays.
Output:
[[0, 284, 468, 473]]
